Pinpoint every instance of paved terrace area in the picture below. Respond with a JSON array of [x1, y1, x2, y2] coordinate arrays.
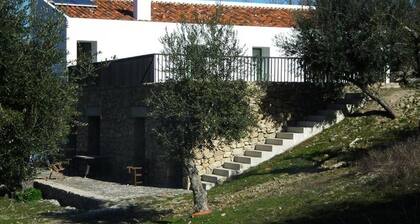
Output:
[[34, 170, 189, 210]]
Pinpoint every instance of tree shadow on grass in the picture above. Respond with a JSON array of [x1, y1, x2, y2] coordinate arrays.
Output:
[[268, 191, 420, 224], [42, 204, 172, 224], [348, 110, 394, 118]]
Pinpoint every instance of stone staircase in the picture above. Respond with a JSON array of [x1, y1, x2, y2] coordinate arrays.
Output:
[[201, 93, 365, 190]]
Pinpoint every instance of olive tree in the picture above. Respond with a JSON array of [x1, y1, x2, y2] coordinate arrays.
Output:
[[0, 0, 78, 193], [147, 12, 255, 213], [278, 0, 419, 119], [388, 0, 419, 80]]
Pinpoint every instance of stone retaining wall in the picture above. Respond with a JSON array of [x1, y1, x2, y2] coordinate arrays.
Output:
[[34, 180, 108, 210], [76, 82, 339, 188], [192, 83, 339, 175]]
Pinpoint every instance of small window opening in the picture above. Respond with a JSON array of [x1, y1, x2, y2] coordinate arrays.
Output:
[[77, 41, 97, 63]]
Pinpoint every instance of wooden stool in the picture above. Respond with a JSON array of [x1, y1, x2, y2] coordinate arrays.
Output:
[[127, 166, 142, 186]]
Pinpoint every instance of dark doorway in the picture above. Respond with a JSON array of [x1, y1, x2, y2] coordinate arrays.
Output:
[[134, 118, 147, 184], [87, 116, 100, 156], [252, 48, 263, 81], [252, 47, 269, 81]]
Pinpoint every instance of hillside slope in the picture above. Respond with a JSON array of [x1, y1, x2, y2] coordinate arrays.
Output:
[[163, 88, 420, 224], [0, 88, 418, 224]]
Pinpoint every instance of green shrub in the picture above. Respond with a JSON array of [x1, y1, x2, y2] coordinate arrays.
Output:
[[15, 188, 42, 202], [0, 0, 78, 192], [358, 133, 420, 186]]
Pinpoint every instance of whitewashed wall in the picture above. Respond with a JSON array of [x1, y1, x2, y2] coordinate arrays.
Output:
[[65, 17, 294, 65]]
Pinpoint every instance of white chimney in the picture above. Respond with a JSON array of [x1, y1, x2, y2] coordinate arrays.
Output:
[[134, 0, 152, 21]]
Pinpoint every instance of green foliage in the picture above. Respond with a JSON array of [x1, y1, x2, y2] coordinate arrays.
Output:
[[148, 80, 255, 160], [159, 9, 245, 81], [376, 0, 420, 80], [0, 0, 78, 191], [15, 188, 42, 202], [278, 0, 419, 86], [148, 12, 255, 161], [68, 53, 103, 91]]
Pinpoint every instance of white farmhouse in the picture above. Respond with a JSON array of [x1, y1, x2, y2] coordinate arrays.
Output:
[[39, 0, 305, 65], [36, 0, 319, 188]]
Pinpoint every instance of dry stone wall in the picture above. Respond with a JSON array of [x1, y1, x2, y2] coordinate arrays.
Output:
[[192, 84, 278, 175], [192, 82, 340, 176]]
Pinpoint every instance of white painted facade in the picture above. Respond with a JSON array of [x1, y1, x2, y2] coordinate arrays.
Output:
[[41, 0, 299, 65], [65, 18, 294, 64]]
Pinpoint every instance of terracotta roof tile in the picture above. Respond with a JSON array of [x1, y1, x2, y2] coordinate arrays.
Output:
[[153, 3, 295, 27], [56, 0, 296, 27], [57, 0, 134, 20]]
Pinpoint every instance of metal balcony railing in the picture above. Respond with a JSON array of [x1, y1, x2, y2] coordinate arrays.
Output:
[[81, 54, 309, 87], [153, 54, 306, 83]]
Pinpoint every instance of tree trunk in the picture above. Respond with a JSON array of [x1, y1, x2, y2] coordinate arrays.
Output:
[[185, 160, 209, 213], [358, 85, 398, 119]]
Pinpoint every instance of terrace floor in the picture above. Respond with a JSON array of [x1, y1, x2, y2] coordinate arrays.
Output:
[[34, 170, 189, 210]]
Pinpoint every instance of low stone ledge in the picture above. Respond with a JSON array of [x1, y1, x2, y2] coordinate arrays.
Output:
[[34, 180, 110, 210]]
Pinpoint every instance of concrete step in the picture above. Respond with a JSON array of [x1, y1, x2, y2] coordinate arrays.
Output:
[[213, 168, 235, 177], [255, 144, 274, 152], [329, 103, 360, 115], [318, 110, 343, 119], [223, 162, 244, 170], [300, 120, 330, 130], [201, 174, 226, 184], [265, 138, 283, 145], [202, 181, 215, 191], [297, 121, 320, 127], [318, 109, 341, 115], [276, 132, 296, 139], [345, 93, 364, 101], [234, 155, 256, 164], [244, 150, 264, 158], [305, 115, 327, 122], [199, 92, 363, 191], [287, 126, 312, 134], [327, 103, 349, 111]]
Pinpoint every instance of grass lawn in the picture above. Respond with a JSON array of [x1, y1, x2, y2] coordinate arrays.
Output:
[[0, 198, 62, 224]]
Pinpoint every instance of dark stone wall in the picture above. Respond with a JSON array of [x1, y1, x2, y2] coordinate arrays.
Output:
[[76, 84, 182, 188]]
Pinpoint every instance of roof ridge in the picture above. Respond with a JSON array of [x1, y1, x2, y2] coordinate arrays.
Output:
[[55, 0, 297, 27], [152, 0, 309, 10], [155, 2, 290, 10]]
